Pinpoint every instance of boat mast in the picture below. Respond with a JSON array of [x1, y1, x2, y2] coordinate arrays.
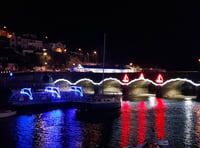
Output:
[[102, 33, 106, 95]]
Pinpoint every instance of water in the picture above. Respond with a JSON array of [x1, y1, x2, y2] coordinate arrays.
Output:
[[1, 98, 200, 148]]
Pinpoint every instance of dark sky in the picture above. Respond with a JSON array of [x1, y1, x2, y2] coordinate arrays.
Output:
[[1, 1, 200, 71]]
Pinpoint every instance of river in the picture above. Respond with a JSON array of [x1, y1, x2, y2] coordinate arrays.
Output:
[[0, 98, 200, 148]]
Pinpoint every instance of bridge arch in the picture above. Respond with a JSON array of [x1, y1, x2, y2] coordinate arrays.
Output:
[[75, 79, 95, 94], [98, 79, 122, 95], [52, 77, 200, 99], [53, 79, 71, 91], [160, 79, 198, 99]]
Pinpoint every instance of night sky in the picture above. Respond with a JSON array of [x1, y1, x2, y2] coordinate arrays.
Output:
[[1, 1, 200, 71]]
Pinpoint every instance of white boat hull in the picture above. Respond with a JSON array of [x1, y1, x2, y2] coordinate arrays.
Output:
[[0, 110, 16, 118]]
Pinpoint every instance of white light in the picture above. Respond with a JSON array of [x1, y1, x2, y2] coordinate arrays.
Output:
[[148, 96, 156, 108], [53, 77, 200, 87], [184, 100, 193, 145], [184, 97, 192, 100]]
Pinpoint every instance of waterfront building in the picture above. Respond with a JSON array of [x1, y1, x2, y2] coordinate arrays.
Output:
[[9, 33, 44, 50], [48, 41, 67, 53], [0, 28, 14, 39]]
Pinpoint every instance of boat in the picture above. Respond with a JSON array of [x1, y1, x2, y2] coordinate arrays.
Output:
[[8, 85, 85, 110], [86, 94, 122, 110], [76, 33, 122, 113], [0, 109, 17, 118], [77, 94, 122, 112]]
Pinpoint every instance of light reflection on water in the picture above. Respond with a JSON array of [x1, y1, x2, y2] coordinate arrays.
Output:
[[154, 98, 166, 140], [137, 102, 147, 145], [195, 104, 200, 148], [120, 101, 131, 147], [184, 100, 193, 146], [16, 115, 34, 147], [15, 109, 83, 148], [2, 98, 200, 147]]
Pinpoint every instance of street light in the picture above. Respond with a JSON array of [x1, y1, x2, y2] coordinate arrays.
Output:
[[78, 48, 82, 52], [93, 50, 97, 64], [43, 52, 48, 71], [42, 48, 47, 52], [43, 52, 47, 56]]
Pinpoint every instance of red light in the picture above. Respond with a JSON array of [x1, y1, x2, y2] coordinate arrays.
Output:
[[155, 73, 164, 84], [120, 101, 131, 147], [139, 73, 145, 79], [155, 99, 166, 139], [122, 74, 130, 83], [137, 102, 147, 144]]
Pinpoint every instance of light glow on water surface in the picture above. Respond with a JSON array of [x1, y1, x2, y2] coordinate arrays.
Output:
[[137, 102, 147, 144], [3, 99, 200, 147], [120, 101, 131, 147]]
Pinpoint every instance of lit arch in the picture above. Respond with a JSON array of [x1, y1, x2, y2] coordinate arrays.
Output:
[[53, 77, 200, 87]]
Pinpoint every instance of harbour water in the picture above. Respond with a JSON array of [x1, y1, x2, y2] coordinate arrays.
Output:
[[1, 98, 200, 147]]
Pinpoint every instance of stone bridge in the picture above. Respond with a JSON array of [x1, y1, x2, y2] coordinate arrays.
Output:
[[1, 71, 200, 100]]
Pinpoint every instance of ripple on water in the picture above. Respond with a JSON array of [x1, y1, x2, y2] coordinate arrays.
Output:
[[1, 99, 200, 147]]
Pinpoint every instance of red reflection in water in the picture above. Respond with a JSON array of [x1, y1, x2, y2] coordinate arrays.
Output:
[[137, 102, 147, 144], [154, 98, 166, 139], [195, 107, 200, 147], [120, 101, 131, 147]]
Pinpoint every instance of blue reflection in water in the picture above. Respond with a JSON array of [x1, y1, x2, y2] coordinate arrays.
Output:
[[64, 108, 83, 148], [34, 109, 64, 148], [15, 108, 82, 148], [15, 115, 35, 147], [6, 99, 200, 147]]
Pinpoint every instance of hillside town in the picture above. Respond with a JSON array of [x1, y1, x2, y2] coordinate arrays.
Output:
[[0, 26, 166, 73]]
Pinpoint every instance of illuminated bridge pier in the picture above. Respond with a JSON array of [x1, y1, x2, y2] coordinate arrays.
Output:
[[1, 71, 200, 100]]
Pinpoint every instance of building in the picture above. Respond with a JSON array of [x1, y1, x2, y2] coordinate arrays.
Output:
[[0, 28, 14, 47], [9, 33, 43, 50], [48, 41, 67, 53], [0, 28, 14, 39]]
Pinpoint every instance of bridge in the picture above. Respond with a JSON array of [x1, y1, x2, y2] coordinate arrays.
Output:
[[1, 71, 200, 100]]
